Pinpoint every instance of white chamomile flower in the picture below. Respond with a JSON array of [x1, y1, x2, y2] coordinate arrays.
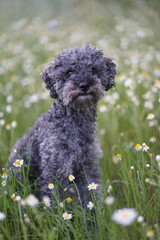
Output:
[[149, 136, 156, 142], [144, 101, 153, 110], [67, 197, 72, 203], [146, 230, 154, 238], [7, 95, 13, 103], [68, 175, 75, 182], [156, 155, 160, 162], [100, 129, 106, 135], [60, 202, 64, 208], [155, 80, 160, 89], [87, 182, 99, 191], [0, 212, 6, 221], [1, 181, 6, 187], [15, 196, 21, 202], [2, 173, 7, 179], [62, 212, 72, 220], [13, 159, 24, 168], [26, 194, 39, 207], [137, 215, 144, 223], [87, 201, 94, 210], [147, 113, 155, 120], [99, 105, 107, 112], [42, 196, 51, 207], [11, 194, 16, 201], [6, 124, 11, 130], [135, 144, 142, 151], [142, 143, 149, 152], [48, 183, 54, 190], [105, 196, 115, 205], [20, 199, 26, 206], [6, 105, 12, 113], [148, 120, 158, 127], [126, 88, 134, 97], [11, 121, 17, 128], [112, 208, 138, 226], [118, 74, 126, 82], [0, 119, 5, 126], [107, 185, 113, 193], [116, 154, 122, 161]]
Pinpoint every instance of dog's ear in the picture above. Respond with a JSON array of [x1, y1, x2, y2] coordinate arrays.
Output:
[[40, 62, 57, 98], [102, 57, 116, 91]]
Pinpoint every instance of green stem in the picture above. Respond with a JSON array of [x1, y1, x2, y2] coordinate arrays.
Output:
[[18, 203, 28, 240]]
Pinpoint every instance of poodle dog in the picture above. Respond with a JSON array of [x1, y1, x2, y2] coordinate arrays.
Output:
[[9, 44, 116, 207]]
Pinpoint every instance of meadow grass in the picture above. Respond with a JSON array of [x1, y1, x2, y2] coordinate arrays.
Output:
[[0, 0, 160, 239]]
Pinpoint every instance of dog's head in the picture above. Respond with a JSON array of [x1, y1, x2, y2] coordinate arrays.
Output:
[[41, 44, 116, 111]]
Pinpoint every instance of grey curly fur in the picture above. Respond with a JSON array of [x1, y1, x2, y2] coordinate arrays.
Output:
[[9, 44, 116, 207]]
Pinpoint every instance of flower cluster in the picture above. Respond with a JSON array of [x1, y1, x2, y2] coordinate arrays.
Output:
[[135, 143, 149, 152]]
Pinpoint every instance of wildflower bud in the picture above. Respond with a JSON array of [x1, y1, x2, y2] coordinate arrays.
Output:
[[137, 216, 144, 223], [105, 196, 115, 205], [60, 202, 64, 208]]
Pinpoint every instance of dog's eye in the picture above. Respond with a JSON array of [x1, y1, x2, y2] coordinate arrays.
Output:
[[92, 68, 96, 75], [65, 70, 72, 78]]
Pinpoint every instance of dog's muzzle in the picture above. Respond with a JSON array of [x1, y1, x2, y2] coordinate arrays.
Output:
[[79, 82, 90, 92], [62, 80, 104, 111]]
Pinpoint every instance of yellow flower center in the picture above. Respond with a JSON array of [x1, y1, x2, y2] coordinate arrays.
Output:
[[69, 175, 73, 179], [91, 185, 95, 189], [127, 89, 132, 92], [11, 195, 15, 200], [100, 105, 106, 110], [110, 187, 113, 192], [11, 75, 16, 81], [66, 215, 69, 219], [16, 160, 20, 165], [116, 154, 121, 158], [122, 212, 129, 218], [2, 181, 6, 185], [136, 144, 140, 148], [48, 183, 53, 187], [148, 113, 152, 117], [67, 198, 72, 202], [3, 173, 7, 177], [119, 75, 124, 78], [147, 230, 154, 236]]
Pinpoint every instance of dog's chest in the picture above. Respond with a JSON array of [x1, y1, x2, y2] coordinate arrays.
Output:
[[39, 110, 102, 170], [58, 118, 101, 163]]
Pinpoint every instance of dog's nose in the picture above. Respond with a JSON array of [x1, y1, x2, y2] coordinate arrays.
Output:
[[79, 83, 90, 91]]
